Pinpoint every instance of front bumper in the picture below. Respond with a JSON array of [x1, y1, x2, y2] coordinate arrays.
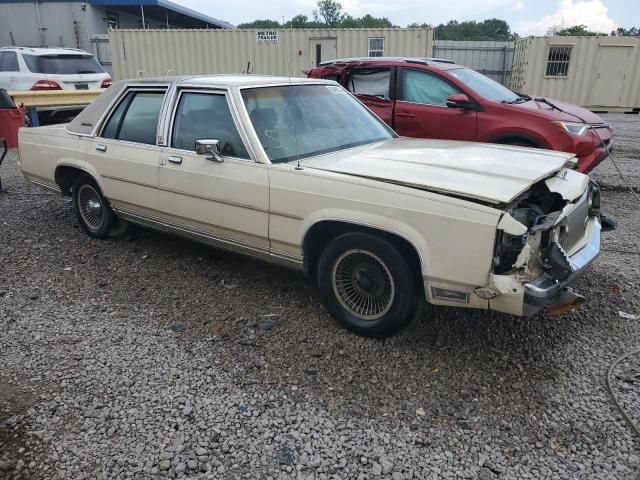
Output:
[[523, 217, 601, 317], [577, 147, 610, 173]]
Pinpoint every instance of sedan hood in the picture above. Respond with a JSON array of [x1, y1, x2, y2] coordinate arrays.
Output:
[[301, 138, 575, 205]]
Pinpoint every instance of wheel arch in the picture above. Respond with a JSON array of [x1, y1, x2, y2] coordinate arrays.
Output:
[[490, 132, 545, 148], [302, 219, 426, 281], [54, 163, 105, 195]]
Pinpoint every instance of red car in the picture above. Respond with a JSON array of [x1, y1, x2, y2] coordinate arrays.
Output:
[[305, 58, 612, 173]]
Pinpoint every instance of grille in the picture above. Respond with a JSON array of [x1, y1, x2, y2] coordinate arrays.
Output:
[[560, 191, 589, 253]]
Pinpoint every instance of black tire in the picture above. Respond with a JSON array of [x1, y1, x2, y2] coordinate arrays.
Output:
[[72, 175, 115, 239], [317, 232, 421, 337]]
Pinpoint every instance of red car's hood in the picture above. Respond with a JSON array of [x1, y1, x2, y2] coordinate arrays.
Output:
[[511, 97, 606, 125]]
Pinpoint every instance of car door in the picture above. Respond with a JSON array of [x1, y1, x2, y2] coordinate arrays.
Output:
[[84, 87, 166, 215], [344, 67, 395, 126], [158, 89, 270, 253], [395, 68, 477, 141], [0, 52, 19, 90]]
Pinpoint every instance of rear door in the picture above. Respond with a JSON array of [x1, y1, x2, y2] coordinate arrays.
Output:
[[344, 67, 395, 126], [395, 68, 476, 141], [85, 87, 166, 214]]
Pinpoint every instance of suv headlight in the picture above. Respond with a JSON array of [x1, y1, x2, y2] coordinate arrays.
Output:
[[551, 121, 589, 136]]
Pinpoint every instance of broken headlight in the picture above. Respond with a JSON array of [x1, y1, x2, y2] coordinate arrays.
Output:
[[540, 241, 573, 282], [493, 231, 527, 274], [588, 181, 601, 217]]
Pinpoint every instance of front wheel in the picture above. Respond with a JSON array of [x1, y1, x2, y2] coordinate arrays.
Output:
[[72, 175, 116, 239], [317, 232, 421, 337]]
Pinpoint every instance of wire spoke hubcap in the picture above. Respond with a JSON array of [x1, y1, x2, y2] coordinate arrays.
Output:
[[78, 185, 104, 231], [332, 249, 395, 321]]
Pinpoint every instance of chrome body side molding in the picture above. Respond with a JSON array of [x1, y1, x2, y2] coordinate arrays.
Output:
[[114, 207, 305, 272]]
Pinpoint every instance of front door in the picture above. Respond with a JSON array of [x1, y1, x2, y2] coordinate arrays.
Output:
[[309, 38, 337, 67], [158, 90, 270, 252], [85, 88, 166, 215], [395, 68, 476, 141], [591, 46, 632, 107]]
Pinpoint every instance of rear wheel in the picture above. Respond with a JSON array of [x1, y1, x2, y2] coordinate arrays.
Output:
[[72, 175, 115, 239], [317, 232, 421, 337]]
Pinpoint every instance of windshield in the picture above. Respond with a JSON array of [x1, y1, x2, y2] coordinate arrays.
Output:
[[242, 84, 394, 163], [448, 68, 521, 103], [23, 54, 105, 75]]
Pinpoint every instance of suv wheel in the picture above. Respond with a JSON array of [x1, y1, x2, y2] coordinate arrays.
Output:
[[317, 232, 421, 337]]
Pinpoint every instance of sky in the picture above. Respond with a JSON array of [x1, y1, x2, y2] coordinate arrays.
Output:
[[177, 0, 639, 35]]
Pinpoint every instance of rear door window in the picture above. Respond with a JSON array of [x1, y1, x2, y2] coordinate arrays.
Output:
[[0, 52, 19, 72], [400, 69, 460, 106], [101, 90, 166, 145], [22, 54, 104, 74], [347, 68, 391, 100]]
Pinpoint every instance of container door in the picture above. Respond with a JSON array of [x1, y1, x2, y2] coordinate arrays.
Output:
[[309, 38, 338, 67], [591, 46, 632, 107]]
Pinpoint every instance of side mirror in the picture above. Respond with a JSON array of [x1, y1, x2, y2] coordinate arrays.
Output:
[[195, 139, 224, 163], [446, 93, 473, 110]]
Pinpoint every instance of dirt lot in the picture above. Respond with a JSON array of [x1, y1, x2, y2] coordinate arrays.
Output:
[[1, 114, 639, 480]]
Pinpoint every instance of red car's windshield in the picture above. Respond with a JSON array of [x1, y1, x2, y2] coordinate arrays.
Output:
[[448, 68, 522, 104]]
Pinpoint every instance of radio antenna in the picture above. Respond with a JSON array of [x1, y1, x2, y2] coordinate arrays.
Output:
[[282, 17, 302, 170]]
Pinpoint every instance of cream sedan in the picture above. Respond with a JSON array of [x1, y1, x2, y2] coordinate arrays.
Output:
[[18, 75, 602, 336]]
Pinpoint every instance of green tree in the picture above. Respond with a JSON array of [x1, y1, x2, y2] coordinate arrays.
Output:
[[313, 0, 345, 27], [236, 19, 282, 29], [434, 19, 516, 40], [548, 24, 605, 36], [611, 26, 639, 36]]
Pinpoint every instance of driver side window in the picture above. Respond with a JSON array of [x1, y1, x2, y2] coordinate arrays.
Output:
[[401, 69, 459, 107], [171, 92, 250, 159]]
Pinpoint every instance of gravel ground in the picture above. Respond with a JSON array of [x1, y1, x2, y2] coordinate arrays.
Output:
[[1, 114, 640, 480], [590, 113, 640, 190]]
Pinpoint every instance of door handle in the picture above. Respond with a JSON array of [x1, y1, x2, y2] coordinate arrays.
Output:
[[396, 112, 416, 118], [95, 144, 107, 152], [167, 155, 183, 165]]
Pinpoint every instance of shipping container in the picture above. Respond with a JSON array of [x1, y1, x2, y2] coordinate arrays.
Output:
[[109, 28, 434, 80], [511, 36, 640, 112]]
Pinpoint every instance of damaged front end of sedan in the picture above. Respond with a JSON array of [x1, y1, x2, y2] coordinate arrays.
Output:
[[481, 167, 603, 317]]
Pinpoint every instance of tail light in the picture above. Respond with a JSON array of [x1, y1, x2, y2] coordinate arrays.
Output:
[[100, 78, 112, 89], [31, 80, 62, 91]]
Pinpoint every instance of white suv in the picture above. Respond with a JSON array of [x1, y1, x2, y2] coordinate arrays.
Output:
[[0, 47, 111, 92]]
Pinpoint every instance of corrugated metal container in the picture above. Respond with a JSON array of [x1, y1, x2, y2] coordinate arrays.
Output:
[[110, 28, 434, 80], [434, 40, 514, 85], [510, 36, 640, 111]]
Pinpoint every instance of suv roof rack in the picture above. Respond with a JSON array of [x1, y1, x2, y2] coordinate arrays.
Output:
[[318, 56, 456, 67]]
